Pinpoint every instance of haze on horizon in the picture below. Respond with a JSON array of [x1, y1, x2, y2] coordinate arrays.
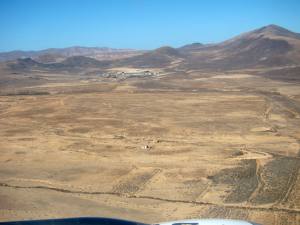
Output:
[[1, 0, 300, 52]]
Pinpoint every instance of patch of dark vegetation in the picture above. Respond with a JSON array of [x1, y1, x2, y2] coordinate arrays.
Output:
[[275, 212, 298, 225], [66, 141, 93, 151], [68, 127, 91, 134], [112, 169, 160, 194], [231, 150, 244, 157], [15, 107, 55, 116], [113, 135, 125, 139], [210, 159, 258, 203], [4, 90, 50, 96], [149, 148, 192, 155], [41, 83, 117, 95], [256, 66, 300, 82], [204, 205, 249, 220], [258, 90, 300, 117], [14, 151, 26, 155], [4, 128, 32, 136], [133, 80, 178, 90], [250, 157, 300, 204], [17, 138, 35, 141]]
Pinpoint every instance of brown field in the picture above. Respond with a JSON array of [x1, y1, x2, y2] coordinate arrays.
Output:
[[0, 70, 300, 225]]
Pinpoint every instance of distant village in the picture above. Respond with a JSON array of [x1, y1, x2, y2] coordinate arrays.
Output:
[[101, 70, 160, 80]]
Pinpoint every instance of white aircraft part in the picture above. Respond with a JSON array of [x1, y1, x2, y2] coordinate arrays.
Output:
[[156, 219, 261, 225]]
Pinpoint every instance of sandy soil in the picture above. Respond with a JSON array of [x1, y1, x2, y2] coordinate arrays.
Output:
[[0, 71, 300, 225]]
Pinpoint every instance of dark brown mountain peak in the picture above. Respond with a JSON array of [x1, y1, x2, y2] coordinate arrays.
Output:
[[153, 46, 180, 56], [253, 24, 300, 39], [8, 57, 41, 70], [179, 43, 205, 52], [257, 24, 288, 32]]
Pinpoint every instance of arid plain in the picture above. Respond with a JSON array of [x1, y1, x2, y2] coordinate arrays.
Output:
[[1, 68, 300, 225], [1, 25, 300, 225]]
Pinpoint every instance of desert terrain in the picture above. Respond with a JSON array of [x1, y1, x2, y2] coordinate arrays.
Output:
[[1, 25, 300, 225]]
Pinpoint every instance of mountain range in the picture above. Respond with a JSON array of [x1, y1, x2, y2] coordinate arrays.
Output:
[[0, 46, 144, 63], [2, 24, 300, 72]]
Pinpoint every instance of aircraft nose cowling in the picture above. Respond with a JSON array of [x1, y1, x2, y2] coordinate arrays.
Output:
[[156, 219, 262, 225]]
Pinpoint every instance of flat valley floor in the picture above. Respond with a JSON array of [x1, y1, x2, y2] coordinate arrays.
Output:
[[0, 71, 300, 225]]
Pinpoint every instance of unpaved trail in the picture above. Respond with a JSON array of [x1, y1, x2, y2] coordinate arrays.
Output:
[[248, 159, 266, 203], [1, 182, 300, 215]]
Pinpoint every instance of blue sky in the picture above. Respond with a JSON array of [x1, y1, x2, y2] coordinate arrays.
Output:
[[0, 0, 300, 52]]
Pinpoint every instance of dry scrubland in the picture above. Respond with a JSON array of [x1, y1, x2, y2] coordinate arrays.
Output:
[[0, 72, 300, 225]]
